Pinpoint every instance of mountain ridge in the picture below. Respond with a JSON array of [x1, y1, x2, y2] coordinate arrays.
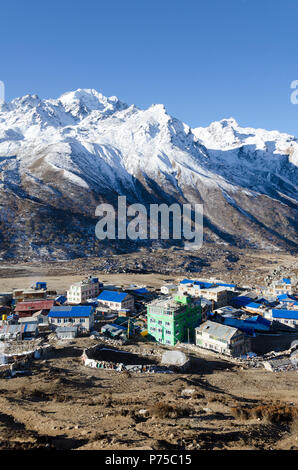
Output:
[[0, 88, 297, 260]]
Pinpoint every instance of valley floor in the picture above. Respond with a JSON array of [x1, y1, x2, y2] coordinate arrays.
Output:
[[0, 337, 297, 450], [0, 247, 297, 292]]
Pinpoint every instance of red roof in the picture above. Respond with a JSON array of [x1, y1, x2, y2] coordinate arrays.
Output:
[[15, 300, 55, 313]]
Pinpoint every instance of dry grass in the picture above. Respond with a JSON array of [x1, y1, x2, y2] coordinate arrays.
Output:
[[149, 402, 190, 419], [208, 394, 228, 404], [16, 387, 48, 400], [231, 403, 297, 425]]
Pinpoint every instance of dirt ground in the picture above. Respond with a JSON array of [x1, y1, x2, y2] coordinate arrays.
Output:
[[0, 248, 297, 293], [0, 337, 297, 451]]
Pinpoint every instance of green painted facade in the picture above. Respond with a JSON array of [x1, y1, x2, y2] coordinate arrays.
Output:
[[146, 295, 201, 346]]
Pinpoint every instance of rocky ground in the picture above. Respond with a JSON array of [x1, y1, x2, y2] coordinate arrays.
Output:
[[0, 337, 297, 450], [0, 247, 297, 292]]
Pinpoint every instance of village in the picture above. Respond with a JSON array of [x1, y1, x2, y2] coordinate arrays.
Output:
[[0, 267, 297, 450], [0, 272, 297, 376]]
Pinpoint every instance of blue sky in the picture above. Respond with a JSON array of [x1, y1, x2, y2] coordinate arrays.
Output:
[[1, 0, 298, 134]]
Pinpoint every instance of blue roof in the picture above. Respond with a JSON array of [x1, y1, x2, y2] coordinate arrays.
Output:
[[232, 296, 255, 307], [48, 306, 93, 318], [258, 298, 270, 304], [132, 288, 150, 295], [180, 279, 195, 284], [223, 315, 271, 334], [180, 279, 213, 289], [97, 290, 128, 303], [55, 295, 67, 304], [277, 294, 296, 302], [201, 282, 214, 288], [215, 282, 236, 289], [36, 281, 47, 288], [282, 278, 291, 285], [245, 302, 262, 309], [272, 309, 298, 320], [249, 315, 271, 326]]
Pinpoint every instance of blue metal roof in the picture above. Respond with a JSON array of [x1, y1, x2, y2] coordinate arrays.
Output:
[[215, 282, 236, 289], [180, 279, 195, 284], [132, 288, 150, 295], [223, 315, 271, 334], [249, 315, 271, 326], [277, 294, 296, 302], [55, 295, 67, 304], [272, 309, 298, 320], [232, 296, 254, 307], [36, 281, 47, 288], [282, 278, 291, 285], [180, 279, 214, 289], [97, 290, 128, 303], [48, 306, 93, 318], [245, 302, 262, 309]]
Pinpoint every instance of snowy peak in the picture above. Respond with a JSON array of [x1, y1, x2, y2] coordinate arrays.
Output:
[[10, 94, 41, 110], [193, 117, 298, 157], [57, 88, 128, 118]]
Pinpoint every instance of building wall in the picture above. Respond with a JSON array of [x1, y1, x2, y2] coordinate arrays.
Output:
[[274, 318, 298, 329], [161, 285, 178, 295], [178, 285, 229, 308], [67, 281, 101, 304], [50, 315, 94, 331], [99, 295, 134, 311], [265, 311, 298, 329], [195, 329, 247, 356], [147, 298, 201, 346]]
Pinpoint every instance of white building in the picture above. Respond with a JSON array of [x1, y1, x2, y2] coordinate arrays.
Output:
[[161, 284, 178, 295], [67, 276, 102, 304], [97, 290, 135, 312], [264, 308, 298, 329], [178, 279, 235, 308], [267, 278, 293, 297], [48, 306, 94, 332], [195, 320, 248, 357]]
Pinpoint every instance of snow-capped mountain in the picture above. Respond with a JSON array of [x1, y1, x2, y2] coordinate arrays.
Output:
[[0, 89, 297, 260]]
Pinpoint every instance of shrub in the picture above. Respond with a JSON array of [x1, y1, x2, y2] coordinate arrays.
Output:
[[149, 402, 189, 419], [230, 403, 297, 425]]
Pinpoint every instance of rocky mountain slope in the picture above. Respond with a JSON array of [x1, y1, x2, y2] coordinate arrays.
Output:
[[0, 88, 297, 260]]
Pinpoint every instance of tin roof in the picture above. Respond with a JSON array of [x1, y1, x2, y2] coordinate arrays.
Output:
[[15, 300, 54, 312], [48, 305, 93, 318], [97, 290, 128, 303], [197, 320, 239, 341], [272, 309, 298, 320], [0, 324, 38, 334], [245, 302, 262, 309]]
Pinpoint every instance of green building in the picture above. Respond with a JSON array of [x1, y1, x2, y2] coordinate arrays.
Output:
[[146, 295, 201, 346]]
